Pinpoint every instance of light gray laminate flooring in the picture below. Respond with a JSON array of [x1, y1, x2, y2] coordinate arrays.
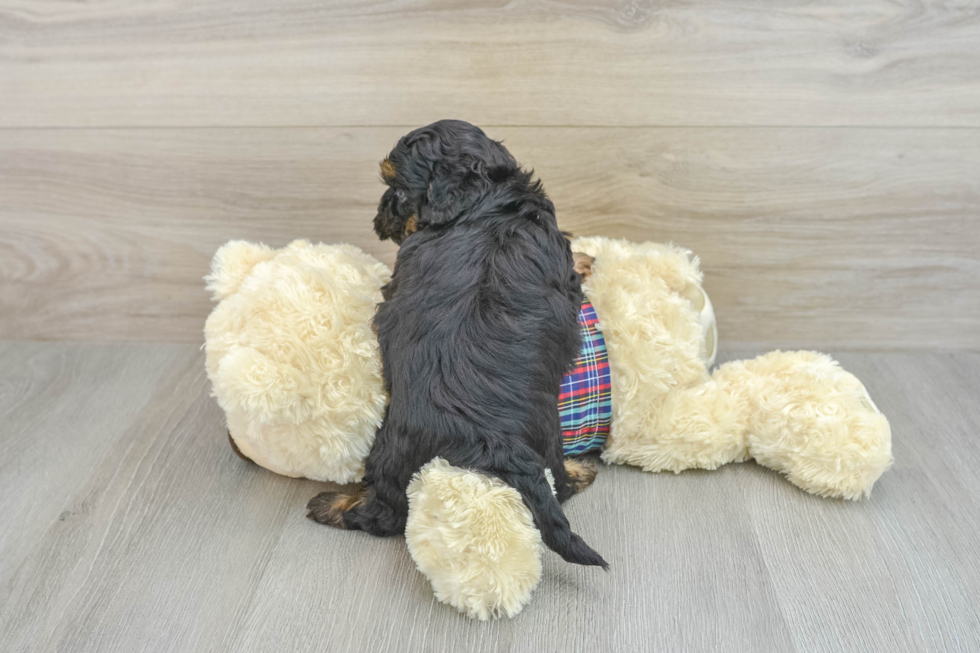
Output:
[[1, 342, 977, 652]]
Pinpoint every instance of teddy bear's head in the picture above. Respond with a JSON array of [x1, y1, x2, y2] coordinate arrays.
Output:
[[204, 240, 391, 483]]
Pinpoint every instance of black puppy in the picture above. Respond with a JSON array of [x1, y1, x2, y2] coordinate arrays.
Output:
[[308, 120, 606, 569]]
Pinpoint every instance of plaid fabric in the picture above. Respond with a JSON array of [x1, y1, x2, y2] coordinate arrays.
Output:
[[560, 297, 612, 455]]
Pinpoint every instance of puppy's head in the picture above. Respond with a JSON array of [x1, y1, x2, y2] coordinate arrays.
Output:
[[374, 120, 517, 244]]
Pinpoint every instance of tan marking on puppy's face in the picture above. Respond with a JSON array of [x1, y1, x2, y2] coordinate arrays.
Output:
[[404, 215, 418, 238], [380, 158, 396, 181]]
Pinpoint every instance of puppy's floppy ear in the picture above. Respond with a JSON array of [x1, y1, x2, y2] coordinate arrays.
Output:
[[421, 158, 489, 228]]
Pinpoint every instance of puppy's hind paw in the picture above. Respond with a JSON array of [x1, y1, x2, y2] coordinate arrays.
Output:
[[306, 485, 366, 529], [564, 457, 598, 494]]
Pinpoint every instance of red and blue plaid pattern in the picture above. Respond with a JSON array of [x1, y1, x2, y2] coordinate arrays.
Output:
[[560, 297, 612, 455]]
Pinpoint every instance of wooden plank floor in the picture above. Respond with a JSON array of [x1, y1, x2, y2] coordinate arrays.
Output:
[[2, 342, 978, 652]]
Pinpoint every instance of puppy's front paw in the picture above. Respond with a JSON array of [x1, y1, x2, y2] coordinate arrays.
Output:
[[564, 457, 598, 494], [306, 486, 366, 529]]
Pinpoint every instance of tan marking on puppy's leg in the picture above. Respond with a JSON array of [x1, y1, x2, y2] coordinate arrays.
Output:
[[307, 484, 367, 529], [404, 215, 418, 237], [572, 252, 595, 282], [564, 457, 598, 494], [380, 158, 396, 180]]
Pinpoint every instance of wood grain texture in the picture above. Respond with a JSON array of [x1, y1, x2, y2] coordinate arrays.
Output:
[[733, 351, 980, 653], [1, 1, 979, 127], [1, 127, 977, 348], [0, 341, 199, 590], [1, 344, 978, 652]]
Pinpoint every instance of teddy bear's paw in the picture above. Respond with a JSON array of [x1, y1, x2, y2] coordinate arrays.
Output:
[[405, 458, 544, 620], [564, 457, 598, 494], [732, 351, 894, 500], [227, 431, 254, 464]]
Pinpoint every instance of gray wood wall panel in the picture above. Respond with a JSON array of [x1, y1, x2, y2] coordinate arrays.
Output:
[[2, 1, 979, 127], [2, 128, 977, 348]]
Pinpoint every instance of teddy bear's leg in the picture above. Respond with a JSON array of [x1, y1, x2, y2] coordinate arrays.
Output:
[[224, 409, 306, 478], [227, 430, 253, 463], [569, 236, 740, 472], [713, 351, 893, 500], [600, 379, 751, 473], [405, 458, 545, 620]]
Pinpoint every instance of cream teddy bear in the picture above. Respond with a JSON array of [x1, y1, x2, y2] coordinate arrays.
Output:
[[204, 237, 892, 620], [204, 239, 389, 483]]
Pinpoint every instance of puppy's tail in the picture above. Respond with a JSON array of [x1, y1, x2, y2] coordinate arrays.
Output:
[[501, 467, 609, 570]]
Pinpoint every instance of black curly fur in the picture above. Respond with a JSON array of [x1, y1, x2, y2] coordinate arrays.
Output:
[[308, 120, 607, 569]]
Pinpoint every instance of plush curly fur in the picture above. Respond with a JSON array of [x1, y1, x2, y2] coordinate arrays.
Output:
[[713, 351, 892, 500], [206, 233, 892, 620], [308, 120, 606, 569], [205, 240, 389, 483], [405, 458, 545, 620], [572, 236, 892, 499]]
